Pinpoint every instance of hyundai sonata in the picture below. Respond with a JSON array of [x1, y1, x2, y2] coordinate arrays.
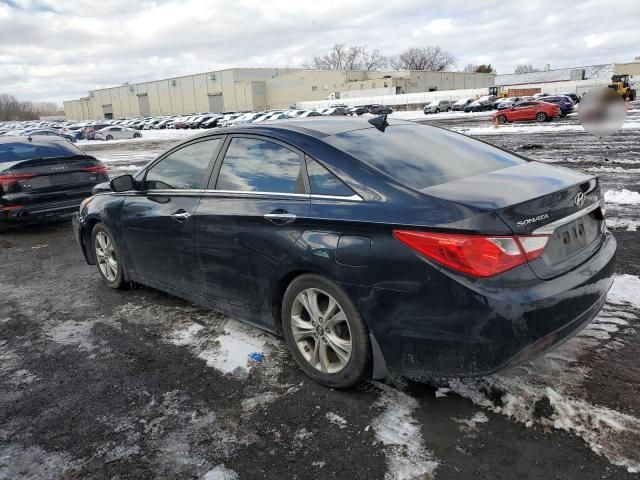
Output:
[[73, 117, 615, 388]]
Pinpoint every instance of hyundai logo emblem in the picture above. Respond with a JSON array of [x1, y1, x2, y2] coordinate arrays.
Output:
[[574, 192, 585, 207]]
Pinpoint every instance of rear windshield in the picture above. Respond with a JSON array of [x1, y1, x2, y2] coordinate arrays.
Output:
[[0, 140, 84, 163], [323, 124, 526, 190]]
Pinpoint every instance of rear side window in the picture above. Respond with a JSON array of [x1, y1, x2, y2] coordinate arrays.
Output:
[[323, 124, 526, 190], [144, 138, 221, 190], [0, 140, 84, 163], [306, 157, 353, 196], [215, 137, 304, 193]]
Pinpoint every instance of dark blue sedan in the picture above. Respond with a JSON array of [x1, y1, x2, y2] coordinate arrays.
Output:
[[538, 95, 575, 117], [73, 117, 615, 388]]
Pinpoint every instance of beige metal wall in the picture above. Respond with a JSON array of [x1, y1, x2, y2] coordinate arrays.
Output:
[[65, 68, 284, 120], [64, 68, 496, 119], [615, 62, 640, 76]]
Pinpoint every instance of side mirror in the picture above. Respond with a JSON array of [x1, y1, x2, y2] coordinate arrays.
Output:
[[110, 174, 135, 192]]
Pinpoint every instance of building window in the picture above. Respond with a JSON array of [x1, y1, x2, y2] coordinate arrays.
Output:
[[372, 82, 376, 88], [311, 86, 317, 92], [384, 82, 388, 88]]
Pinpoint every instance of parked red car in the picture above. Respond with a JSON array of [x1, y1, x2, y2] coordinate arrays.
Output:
[[493, 101, 560, 124]]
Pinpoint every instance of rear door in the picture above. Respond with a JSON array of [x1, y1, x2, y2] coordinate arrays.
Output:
[[194, 135, 310, 318], [120, 137, 223, 293]]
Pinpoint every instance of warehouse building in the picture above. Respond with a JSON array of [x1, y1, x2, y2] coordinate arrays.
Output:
[[63, 67, 494, 120], [494, 61, 640, 96]]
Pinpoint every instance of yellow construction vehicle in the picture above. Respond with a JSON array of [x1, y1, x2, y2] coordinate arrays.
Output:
[[608, 74, 636, 101], [488, 86, 509, 98]]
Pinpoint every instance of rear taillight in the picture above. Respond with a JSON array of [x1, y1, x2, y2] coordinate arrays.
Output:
[[82, 164, 108, 175], [0, 173, 36, 187], [393, 230, 550, 278]]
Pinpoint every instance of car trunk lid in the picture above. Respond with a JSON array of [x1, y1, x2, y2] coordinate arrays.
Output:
[[1, 155, 106, 196], [422, 162, 606, 279]]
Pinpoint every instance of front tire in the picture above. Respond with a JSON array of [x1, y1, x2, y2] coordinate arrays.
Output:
[[282, 274, 371, 389], [536, 112, 547, 122], [435, 108, 440, 113], [133, 133, 141, 138], [106, 135, 113, 141], [91, 223, 126, 289], [497, 114, 507, 125]]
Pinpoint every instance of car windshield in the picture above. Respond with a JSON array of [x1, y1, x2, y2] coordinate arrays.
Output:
[[428, 101, 439, 106], [454, 99, 467, 105], [477, 96, 490, 101], [0, 140, 84, 163], [323, 124, 526, 190]]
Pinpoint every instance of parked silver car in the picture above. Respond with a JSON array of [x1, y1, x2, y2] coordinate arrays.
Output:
[[423, 99, 452, 114], [95, 126, 141, 140]]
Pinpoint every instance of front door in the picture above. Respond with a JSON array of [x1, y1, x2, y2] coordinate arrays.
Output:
[[195, 136, 310, 321], [121, 137, 224, 294]]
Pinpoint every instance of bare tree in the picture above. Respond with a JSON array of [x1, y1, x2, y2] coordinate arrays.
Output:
[[388, 46, 455, 71], [310, 43, 387, 71], [514, 64, 540, 74], [0, 94, 60, 121]]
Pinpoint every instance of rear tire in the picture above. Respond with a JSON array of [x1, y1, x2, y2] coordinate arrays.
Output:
[[133, 133, 141, 138], [282, 274, 371, 389], [536, 112, 547, 122], [91, 223, 126, 289], [497, 115, 507, 125]]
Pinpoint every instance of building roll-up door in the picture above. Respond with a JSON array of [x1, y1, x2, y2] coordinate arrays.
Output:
[[137, 94, 150, 117], [208, 94, 223, 113]]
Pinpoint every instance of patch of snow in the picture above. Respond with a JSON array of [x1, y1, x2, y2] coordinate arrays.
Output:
[[604, 189, 640, 205], [453, 412, 489, 432], [607, 274, 640, 308], [312, 461, 326, 468], [372, 383, 439, 480], [169, 322, 205, 346], [197, 322, 272, 376], [457, 119, 640, 136], [435, 387, 450, 398], [203, 465, 239, 480], [326, 412, 348, 429], [605, 217, 640, 232]]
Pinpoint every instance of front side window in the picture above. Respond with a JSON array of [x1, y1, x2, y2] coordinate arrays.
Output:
[[215, 137, 303, 193], [306, 158, 353, 197], [144, 138, 221, 190]]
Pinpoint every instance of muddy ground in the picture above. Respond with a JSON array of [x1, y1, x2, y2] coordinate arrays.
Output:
[[1, 109, 639, 479]]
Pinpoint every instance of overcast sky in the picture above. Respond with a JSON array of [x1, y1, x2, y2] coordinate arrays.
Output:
[[1, 0, 638, 104]]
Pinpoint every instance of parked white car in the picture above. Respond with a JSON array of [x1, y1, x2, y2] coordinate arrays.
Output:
[[95, 126, 141, 140]]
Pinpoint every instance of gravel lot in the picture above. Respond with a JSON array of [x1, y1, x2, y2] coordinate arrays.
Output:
[[1, 109, 639, 479]]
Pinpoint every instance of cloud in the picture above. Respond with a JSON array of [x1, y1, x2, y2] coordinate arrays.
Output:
[[0, 0, 638, 104]]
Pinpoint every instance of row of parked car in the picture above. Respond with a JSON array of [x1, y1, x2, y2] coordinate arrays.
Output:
[[98, 104, 395, 133], [0, 120, 143, 142], [423, 92, 579, 122]]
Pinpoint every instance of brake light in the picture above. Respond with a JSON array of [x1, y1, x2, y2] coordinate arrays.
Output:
[[393, 230, 550, 278], [0, 173, 36, 187], [0, 205, 24, 211], [82, 164, 108, 175]]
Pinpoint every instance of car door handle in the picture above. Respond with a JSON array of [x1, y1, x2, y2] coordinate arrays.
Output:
[[264, 212, 297, 225], [171, 210, 191, 222]]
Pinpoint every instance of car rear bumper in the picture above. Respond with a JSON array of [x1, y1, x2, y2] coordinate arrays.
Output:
[[346, 232, 616, 379], [3, 199, 84, 223]]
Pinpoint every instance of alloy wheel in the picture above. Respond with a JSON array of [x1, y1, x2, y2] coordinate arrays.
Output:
[[290, 288, 352, 373], [95, 231, 117, 282]]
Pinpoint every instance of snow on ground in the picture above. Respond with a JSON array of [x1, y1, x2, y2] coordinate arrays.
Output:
[[604, 189, 640, 205], [77, 128, 197, 146], [386, 109, 492, 122], [448, 274, 640, 473], [605, 217, 640, 231], [325, 412, 348, 429], [372, 382, 439, 480], [203, 465, 239, 480], [455, 120, 640, 136]]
